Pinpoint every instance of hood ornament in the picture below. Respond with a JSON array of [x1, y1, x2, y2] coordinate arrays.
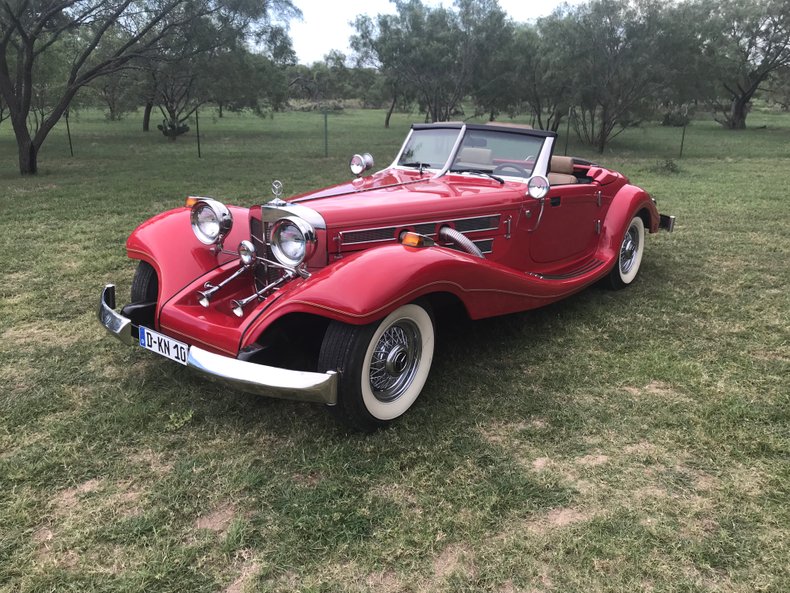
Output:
[[270, 179, 286, 206]]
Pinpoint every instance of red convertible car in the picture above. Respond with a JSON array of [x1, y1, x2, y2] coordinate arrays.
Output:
[[99, 122, 674, 431]]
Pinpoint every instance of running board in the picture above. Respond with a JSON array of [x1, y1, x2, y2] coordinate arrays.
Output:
[[528, 258, 605, 280]]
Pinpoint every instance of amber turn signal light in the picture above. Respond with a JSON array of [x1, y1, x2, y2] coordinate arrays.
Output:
[[185, 196, 201, 208], [399, 231, 435, 248]]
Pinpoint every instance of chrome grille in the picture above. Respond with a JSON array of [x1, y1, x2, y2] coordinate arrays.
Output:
[[342, 227, 398, 245], [453, 215, 500, 233], [414, 223, 436, 235], [250, 216, 282, 289]]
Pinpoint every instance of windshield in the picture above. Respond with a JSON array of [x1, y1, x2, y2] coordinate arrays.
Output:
[[396, 128, 460, 169], [396, 126, 545, 179], [452, 130, 543, 179]]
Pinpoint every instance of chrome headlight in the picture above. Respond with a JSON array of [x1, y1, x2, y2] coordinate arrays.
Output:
[[349, 153, 374, 177], [190, 199, 233, 245], [238, 240, 256, 265], [270, 216, 317, 267]]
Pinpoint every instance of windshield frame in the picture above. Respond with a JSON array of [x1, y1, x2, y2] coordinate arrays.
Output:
[[390, 123, 556, 183]]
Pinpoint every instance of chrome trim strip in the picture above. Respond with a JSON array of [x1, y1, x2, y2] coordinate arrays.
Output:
[[390, 128, 415, 169], [535, 136, 554, 178], [98, 285, 338, 405]]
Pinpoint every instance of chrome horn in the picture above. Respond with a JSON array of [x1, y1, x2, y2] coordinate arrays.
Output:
[[198, 265, 250, 308], [231, 271, 294, 318], [197, 241, 257, 307]]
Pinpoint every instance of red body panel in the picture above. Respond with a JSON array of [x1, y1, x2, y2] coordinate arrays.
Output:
[[126, 167, 658, 358], [126, 205, 252, 323]]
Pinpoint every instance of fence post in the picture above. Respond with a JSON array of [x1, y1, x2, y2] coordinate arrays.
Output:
[[323, 111, 329, 158], [195, 107, 202, 158], [678, 105, 688, 159]]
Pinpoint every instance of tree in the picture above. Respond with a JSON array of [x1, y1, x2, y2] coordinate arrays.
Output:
[[765, 65, 790, 110], [0, 0, 299, 174], [206, 49, 289, 117], [463, 0, 514, 121], [696, 0, 790, 129], [352, 0, 507, 124], [505, 22, 572, 131], [553, 0, 680, 152]]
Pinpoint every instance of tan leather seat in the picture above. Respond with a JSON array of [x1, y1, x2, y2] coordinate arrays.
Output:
[[455, 147, 493, 168], [548, 156, 577, 185]]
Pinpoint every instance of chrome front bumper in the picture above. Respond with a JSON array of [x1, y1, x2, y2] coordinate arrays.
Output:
[[98, 284, 337, 405]]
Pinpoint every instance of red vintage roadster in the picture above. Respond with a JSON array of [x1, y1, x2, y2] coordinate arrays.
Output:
[[99, 122, 674, 431]]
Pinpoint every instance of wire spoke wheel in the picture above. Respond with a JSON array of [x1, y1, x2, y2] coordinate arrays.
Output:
[[368, 319, 422, 402], [610, 216, 645, 289], [319, 303, 435, 431]]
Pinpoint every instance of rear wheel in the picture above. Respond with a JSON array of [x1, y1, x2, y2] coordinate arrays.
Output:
[[609, 216, 645, 289], [318, 303, 435, 432], [131, 261, 158, 303]]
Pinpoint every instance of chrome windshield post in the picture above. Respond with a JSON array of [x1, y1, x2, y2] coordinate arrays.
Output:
[[433, 124, 467, 179]]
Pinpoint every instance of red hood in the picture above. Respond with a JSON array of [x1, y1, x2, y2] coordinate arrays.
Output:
[[288, 169, 527, 228]]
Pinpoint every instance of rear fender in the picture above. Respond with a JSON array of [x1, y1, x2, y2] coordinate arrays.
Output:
[[599, 185, 659, 263], [126, 205, 251, 317]]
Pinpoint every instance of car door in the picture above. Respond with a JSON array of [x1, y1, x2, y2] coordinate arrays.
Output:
[[528, 183, 600, 264]]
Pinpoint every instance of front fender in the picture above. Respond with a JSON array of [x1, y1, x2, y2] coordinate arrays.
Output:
[[126, 205, 251, 316], [240, 244, 591, 349]]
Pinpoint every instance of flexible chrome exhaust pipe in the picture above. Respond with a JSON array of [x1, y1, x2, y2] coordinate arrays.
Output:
[[198, 264, 250, 307], [231, 271, 294, 318], [438, 226, 484, 258]]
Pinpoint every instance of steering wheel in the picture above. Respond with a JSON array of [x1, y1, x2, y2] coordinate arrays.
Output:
[[492, 163, 530, 177]]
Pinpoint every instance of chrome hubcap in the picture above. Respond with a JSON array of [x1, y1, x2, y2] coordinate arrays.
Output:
[[369, 320, 421, 402], [620, 225, 639, 274]]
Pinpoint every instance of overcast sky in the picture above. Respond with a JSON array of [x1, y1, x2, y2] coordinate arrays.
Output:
[[289, 0, 581, 65]]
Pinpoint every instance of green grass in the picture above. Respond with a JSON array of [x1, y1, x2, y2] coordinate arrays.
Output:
[[1, 107, 788, 592]]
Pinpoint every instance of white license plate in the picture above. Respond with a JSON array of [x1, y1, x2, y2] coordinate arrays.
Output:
[[138, 327, 189, 366]]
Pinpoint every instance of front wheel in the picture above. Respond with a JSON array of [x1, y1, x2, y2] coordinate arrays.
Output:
[[318, 303, 435, 432], [609, 216, 645, 289]]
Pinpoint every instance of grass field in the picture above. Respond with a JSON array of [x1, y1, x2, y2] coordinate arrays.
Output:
[[0, 108, 788, 593]]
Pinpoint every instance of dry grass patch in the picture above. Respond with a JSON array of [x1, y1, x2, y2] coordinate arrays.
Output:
[[365, 570, 405, 593], [223, 557, 262, 593], [194, 502, 237, 535], [128, 448, 174, 475], [523, 507, 594, 535], [421, 543, 476, 591], [575, 454, 609, 467], [371, 482, 419, 507], [479, 420, 529, 445], [53, 478, 103, 513]]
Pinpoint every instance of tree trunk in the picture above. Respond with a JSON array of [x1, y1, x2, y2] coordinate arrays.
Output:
[[18, 138, 38, 175], [728, 97, 748, 129], [143, 102, 153, 132], [384, 92, 397, 128]]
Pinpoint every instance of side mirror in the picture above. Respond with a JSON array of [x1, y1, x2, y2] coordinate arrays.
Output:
[[526, 175, 550, 199], [349, 153, 374, 177]]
